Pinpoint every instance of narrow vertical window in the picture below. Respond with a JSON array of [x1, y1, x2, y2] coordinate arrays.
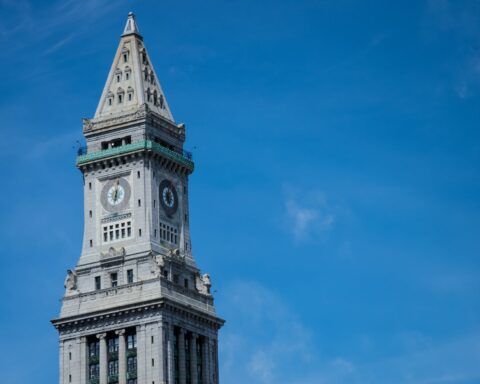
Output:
[[127, 269, 133, 284], [153, 200, 156, 208], [137, 171, 140, 178], [89, 182, 92, 190], [139, 229, 142, 237], [89, 210, 92, 218], [69, 352, 72, 360], [138, 199, 141, 207], [151, 335, 154, 344], [111, 272, 118, 287], [152, 358, 154, 366], [154, 229, 157, 238], [89, 239, 93, 247], [95, 276, 101, 290]]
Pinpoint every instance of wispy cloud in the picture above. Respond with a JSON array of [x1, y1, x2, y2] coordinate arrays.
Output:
[[219, 280, 480, 384], [282, 186, 334, 242], [424, 0, 480, 99]]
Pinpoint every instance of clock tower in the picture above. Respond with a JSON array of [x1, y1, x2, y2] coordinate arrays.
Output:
[[52, 13, 224, 384]]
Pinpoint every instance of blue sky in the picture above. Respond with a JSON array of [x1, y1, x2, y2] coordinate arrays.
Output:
[[0, 0, 479, 383]]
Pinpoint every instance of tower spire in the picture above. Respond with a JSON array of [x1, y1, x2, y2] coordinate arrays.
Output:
[[122, 11, 141, 37], [94, 12, 173, 121]]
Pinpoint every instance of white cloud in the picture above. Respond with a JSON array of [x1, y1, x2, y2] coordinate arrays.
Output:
[[219, 280, 480, 384], [283, 187, 334, 242]]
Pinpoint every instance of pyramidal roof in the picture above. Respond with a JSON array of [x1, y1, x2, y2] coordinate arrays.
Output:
[[94, 12, 174, 121]]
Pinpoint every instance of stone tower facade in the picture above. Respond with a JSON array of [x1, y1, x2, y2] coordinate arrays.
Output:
[[52, 13, 224, 384]]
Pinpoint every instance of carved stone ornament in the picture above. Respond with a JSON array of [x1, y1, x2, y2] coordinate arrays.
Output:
[[101, 246, 126, 259], [149, 252, 163, 276], [200, 273, 212, 295], [64, 269, 78, 292]]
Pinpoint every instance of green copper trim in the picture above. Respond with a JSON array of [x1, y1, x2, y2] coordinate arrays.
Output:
[[76, 140, 194, 171]]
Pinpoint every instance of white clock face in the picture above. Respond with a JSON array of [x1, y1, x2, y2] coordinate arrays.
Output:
[[107, 184, 125, 206], [162, 186, 175, 208]]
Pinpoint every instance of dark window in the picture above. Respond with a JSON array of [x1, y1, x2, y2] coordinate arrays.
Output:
[[184, 279, 189, 289], [127, 356, 137, 372], [118, 94, 123, 103], [128, 92, 132, 101], [89, 182, 92, 190], [95, 276, 101, 290], [117, 74, 121, 82], [138, 199, 141, 207], [127, 269, 134, 284], [137, 171, 140, 178], [151, 335, 154, 344], [89, 210, 92, 218], [123, 53, 128, 63], [69, 352, 72, 360], [139, 229, 142, 237], [108, 338, 119, 353], [111, 272, 118, 287], [127, 334, 137, 349], [163, 270, 168, 279], [89, 239, 93, 247], [173, 274, 179, 284]]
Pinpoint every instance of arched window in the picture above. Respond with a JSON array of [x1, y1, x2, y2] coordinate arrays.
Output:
[[127, 87, 134, 102], [153, 90, 158, 106], [146, 88, 151, 102], [159, 94, 164, 109]]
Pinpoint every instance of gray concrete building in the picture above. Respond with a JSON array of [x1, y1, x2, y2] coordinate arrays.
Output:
[[52, 13, 224, 384]]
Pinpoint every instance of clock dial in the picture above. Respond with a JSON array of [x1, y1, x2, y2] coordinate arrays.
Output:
[[107, 184, 125, 205], [101, 177, 131, 212], [159, 179, 178, 216]]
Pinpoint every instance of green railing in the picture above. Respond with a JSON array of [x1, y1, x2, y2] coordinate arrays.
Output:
[[126, 348, 137, 357], [76, 140, 194, 171], [89, 355, 99, 364], [126, 371, 137, 380], [108, 374, 119, 383], [89, 378, 99, 384]]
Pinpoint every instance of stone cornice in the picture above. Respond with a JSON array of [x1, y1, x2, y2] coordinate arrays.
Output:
[[83, 104, 185, 141], [51, 297, 225, 336]]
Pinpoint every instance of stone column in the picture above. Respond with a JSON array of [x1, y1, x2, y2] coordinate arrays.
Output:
[[59, 341, 64, 384], [116, 329, 126, 384], [157, 323, 165, 383], [213, 339, 219, 384], [79, 337, 87, 384], [136, 325, 146, 384], [190, 333, 198, 384], [178, 328, 186, 384], [208, 339, 214, 384], [166, 323, 175, 384], [202, 337, 210, 384], [97, 333, 107, 384]]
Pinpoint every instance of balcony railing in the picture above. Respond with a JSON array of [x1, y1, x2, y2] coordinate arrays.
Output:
[[76, 140, 193, 171], [126, 371, 137, 380], [126, 348, 137, 357], [89, 378, 99, 384], [89, 355, 99, 364], [108, 374, 119, 383]]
